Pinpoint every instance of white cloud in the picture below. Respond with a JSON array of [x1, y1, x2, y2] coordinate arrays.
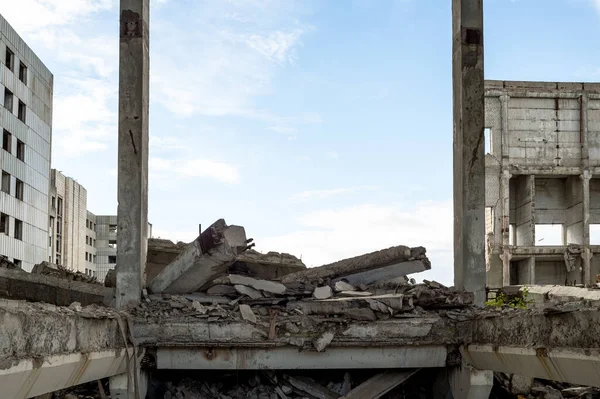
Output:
[[256, 200, 454, 285], [150, 157, 241, 185], [325, 151, 340, 160], [291, 186, 376, 202], [595, 0, 600, 13]]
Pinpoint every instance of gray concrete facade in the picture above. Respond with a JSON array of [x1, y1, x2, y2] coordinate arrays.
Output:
[[116, 0, 150, 309], [0, 14, 53, 272], [484, 81, 600, 287], [452, 0, 486, 305]]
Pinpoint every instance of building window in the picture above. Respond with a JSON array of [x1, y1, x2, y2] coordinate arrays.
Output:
[[16, 140, 24, 161], [86, 235, 89, 245], [14, 219, 22, 240], [56, 254, 61, 265], [2, 130, 11, 153], [109, 224, 117, 233], [85, 252, 88, 262], [0, 213, 8, 234], [51, 196, 56, 210], [48, 235, 52, 247], [108, 239, 117, 249], [4, 88, 13, 112], [18, 62, 26, 84], [13, 259, 21, 268], [108, 255, 117, 264], [484, 128, 492, 154], [17, 101, 25, 123], [93, 255, 97, 263], [535, 224, 563, 246], [56, 236, 62, 253], [15, 179, 23, 200], [57, 197, 63, 216], [1, 171, 10, 194], [5, 47, 13, 71]]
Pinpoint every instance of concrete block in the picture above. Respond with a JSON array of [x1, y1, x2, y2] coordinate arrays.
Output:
[[313, 286, 333, 299], [239, 304, 257, 323], [227, 274, 286, 295], [149, 220, 247, 294]]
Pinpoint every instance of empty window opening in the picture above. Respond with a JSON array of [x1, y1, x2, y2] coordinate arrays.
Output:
[[18, 62, 26, 84], [85, 252, 89, 262], [4, 88, 13, 112], [108, 239, 117, 249], [15, 179, 23, 200], [51, 196, 56, 210], [509, 224, 516, 246], [1, 171, 10, 194], [2, 130, 11, 153], [17, 101, 25, 123], [109, 224, 117, 233], [13, 259, 21, 268], [57, 197, 63, 216], [108, 255, 117, 264], [0, 213, 8, 234], [48, 235, 52, 247], [484, 128, 492, 154], [535, 224, 564, 246], [5, 48, 13, 71], [93, 255, 97, 263], [590, 225, 600, 245], [56, 236, 62, 253], [14, 219, 23, 240], [16, 140, 24, 161], [56, 254, 61, 265]]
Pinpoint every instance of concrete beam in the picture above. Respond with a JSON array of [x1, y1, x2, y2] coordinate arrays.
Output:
[[452, 0, 486, 304], [148, 220, 248, 294], [450, 364, 492, 399], [463, 345, 600, 388], [0, 268, 112, 306], [156, 346, 447, 370], [1, 350, 130, 399], [116, 0, 150, 309], [281, 246, 430, 284]]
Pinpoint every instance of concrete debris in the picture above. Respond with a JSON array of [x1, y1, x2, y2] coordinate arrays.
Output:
[[228, 275, 287, 295], [341, 369, 419, 399], [239, 304, 257, 323], [313, 286, 333, 300], [33, 261, 100, 285], [333, 281, 355, 292], [313, 331, 335, 352], [0, 255, 22, 271], [281, 245, 430, 285], [235, 284, 264, 299], [207, 284, 238, 296]]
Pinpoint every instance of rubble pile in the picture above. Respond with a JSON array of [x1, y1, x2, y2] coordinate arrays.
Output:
[[0, 255, 22, 271], [494, 373, 600, 399], [32, 261, 100, 284]]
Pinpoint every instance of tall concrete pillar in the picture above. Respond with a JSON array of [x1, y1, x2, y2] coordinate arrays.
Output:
[[116, 0, 150, 309], [452, 0, 486, 304]]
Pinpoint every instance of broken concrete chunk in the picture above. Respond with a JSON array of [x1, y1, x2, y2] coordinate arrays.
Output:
[[334, 281, 355, 292], [207, 284, 238, 296], [313, 331, 335, 352], [367, 299, 391, 314], [313, 286, 333, 300], [234, 285, 264, 299], [337, 291, 372, 297], [68, 301, 82, 312], [343, 308, 377, 321], [285, 322, 300, 334], [239, 304, 257, 323], [149, 220, 248, 294], [191, 301, 207, 314], [228, 275, 287, 295], [283, 375, 340, 399], [282, 245, 429, 285]]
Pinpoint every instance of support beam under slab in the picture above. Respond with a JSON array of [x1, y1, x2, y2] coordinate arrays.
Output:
[[116, 0, 150, 309], [156, 346, 448, 370], [0, 350, 130, 399], [452, 0, 486, 305], [450, 365, 492, 399]]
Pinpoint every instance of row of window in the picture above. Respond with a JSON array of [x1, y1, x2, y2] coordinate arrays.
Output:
[[86, 219, 97, 231], [85, 235, 96, 246], [3, 130, 25, 162], [5, 48, 27, 85], [84, 268, 96, 277], [1, 170, 24, 200], [85, 252, 96, 263], [0, 212, 23, 240], [4, 88, 26, 123]]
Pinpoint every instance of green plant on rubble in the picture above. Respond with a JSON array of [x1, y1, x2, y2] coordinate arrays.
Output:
[[485, 286, 530, 310]]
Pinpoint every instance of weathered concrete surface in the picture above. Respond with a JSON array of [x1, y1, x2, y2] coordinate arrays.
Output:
[[155, 346, 448, 370], [332, 261, 427, 286], [116, 0, 150, 309], [452, 0, 486, 305], [233, 250, 306, 279], [281, 246, 430, 284], [149, 220, 248, 294], [0, 299, 126, 398], [146, 238, 188, 283], [0, 268, 113, 307]]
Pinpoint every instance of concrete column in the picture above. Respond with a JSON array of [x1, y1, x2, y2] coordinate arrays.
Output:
[[450, 365, 493, 399], [452, 0, 486, 304], [501, 169, 511, 286], [582, 171, 592, 284], [116, 0, 150, 309]]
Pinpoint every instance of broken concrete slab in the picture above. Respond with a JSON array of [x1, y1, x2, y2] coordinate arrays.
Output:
[[149, 220, 248, 294], [239, 304, 257, 323], [283, 375, 340, 399], [341, 369, 419, 399], [313, 286, 333, 299], [227, 274, 287, 295], [281, 246, 430, 285], [233, 250, 306, 280], [235, 285, 263, 299], [313, 331, 335, 352], [0, 268, 112, 307], [334, 281, 355, 292], [207, 284, 238, 296], [146, 238, 189, 283], [332, 261, 428, 286]]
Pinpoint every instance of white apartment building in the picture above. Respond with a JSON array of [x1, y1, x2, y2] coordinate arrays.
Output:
[[0, 14, 52, 272]]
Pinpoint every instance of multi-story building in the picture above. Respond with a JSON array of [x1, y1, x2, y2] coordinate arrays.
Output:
[[484, 80, 600, 288], [95, 214, 117, 282], [0, 14, 53, 272]]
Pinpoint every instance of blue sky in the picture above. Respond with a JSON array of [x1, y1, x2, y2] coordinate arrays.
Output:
[[1, 0, 600, 285]]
